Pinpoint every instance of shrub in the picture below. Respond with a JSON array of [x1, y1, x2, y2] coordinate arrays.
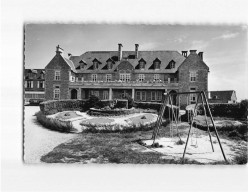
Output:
[[197, 103, 246, 119], [36, 111, 75, 133], [134, 101, 162, 111], [84, 95, 103, 110], [114, 100, 128, 109], [40, 99, 85, 115]]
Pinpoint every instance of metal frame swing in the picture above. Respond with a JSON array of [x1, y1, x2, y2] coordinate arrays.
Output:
[[151, 91, 228, 163]]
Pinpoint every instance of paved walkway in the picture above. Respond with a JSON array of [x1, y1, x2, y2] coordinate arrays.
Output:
[[24, 106, 76, 163]]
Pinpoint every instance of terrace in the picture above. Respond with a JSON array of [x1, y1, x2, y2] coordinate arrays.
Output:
[[69, 80, 179, 89]]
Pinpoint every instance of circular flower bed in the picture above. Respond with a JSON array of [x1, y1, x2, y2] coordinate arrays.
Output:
[[80, 113, 158, 132]]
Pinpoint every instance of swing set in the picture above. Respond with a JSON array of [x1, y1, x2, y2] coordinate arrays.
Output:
[[151, 91, 228, 163]]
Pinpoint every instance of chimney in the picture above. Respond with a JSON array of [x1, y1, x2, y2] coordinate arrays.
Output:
[[198, 52, 203, 60], [181, 51, 188, 57], [135, 44, 139, 59], [56, 45, 64, 56], [118, 43, 123, 61], [189, 50, 197, 54]]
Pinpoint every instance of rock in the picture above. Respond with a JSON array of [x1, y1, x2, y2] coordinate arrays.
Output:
[[141, 115, 147, 119]]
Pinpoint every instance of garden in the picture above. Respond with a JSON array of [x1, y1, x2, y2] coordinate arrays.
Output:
[[37, 96, 248, 164]]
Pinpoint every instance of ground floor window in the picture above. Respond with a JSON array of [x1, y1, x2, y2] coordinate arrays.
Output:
[[151, 91, 162, 101], [54, 88, 60, 100], [103, 90, 109, 100], [190, 87, 197, 104], [136, 91, 146, 101], [91, 90, 99, 97]]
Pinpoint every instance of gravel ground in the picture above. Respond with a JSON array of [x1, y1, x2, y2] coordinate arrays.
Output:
[[24, 106, 76, 163]]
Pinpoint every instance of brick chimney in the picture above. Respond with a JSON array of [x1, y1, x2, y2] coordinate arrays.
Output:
[[135, 44, 139, 59], [189, 50, 197, 54], [198, 52, 203, 60], [118, 43, 123, 61], [56, 45, 64, 56], [181, 51, 188, 57]]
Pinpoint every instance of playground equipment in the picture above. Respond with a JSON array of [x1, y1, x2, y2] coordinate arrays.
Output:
[[151, 91, 227, 163]]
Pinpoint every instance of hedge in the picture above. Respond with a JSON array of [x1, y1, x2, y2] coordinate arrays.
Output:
[[40, 99, 86, 115], [197, 103, 247, 119]]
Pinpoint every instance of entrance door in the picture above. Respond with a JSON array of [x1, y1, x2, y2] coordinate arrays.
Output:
[[71, 89, 78, 99]]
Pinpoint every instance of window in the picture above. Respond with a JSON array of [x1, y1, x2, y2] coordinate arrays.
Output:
[[77, 77, 83, 82], [151, 91, 162, 101], [151, 91, 156, 101], [190, 87, 197, 103], [153, 59, 161, 69], [71, 76, 75, 82], [92, 74, 97, 82], [138, 74, 145, 82], [103, 91, 109, 100], [154, 74, 160, 81], [170, 61, 175, 69], [136, 91, 146, 101], [54, 87, 60, 100], [27, 73, 33, 78], [157, 91, 162, 101], [55, 71, 60, 80], [27, 81, 33, 88], [37, 81, 44, 88], [190, 71, 197, 82], [120, 73, 131, 82], [139, 61, 145, 69], [94, 91, 99, 97], [40, 73, 44, 79], [106, 74, 112, 82]]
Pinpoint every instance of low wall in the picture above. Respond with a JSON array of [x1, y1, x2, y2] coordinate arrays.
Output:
[[40, 99, 86, 115]]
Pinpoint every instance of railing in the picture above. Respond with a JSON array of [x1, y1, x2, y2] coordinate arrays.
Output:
[[69, 80, 179, 87]]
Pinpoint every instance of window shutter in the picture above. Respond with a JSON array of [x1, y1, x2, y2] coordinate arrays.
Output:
[[25, 81, 27, 88], [37, 81, 39, 88], [31, 81, 33, 88]]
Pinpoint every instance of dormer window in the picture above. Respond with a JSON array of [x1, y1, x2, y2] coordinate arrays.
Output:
[[153, 58, 161, 70], [92, 58, 101, 70], [106, 58, 114, 70], [138, 58, 146, 69], [166, 60, 175, 69], [77, 60, 87, 70]]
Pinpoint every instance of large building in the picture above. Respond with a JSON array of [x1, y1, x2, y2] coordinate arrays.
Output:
[[44, 44, 209, 105], [24, 69, 45, 103]]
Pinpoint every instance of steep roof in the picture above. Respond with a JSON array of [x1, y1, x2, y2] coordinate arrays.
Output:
[[62, 57, 76, 72], [24, 69, 45, 79], [178, 53, 209, 71], [209, 90, 236, 101], [69, 50, 185, 73]]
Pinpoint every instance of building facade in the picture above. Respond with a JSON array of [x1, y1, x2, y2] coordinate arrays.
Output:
[[24, 69, 45, 103], [44, 44, 209, 106]]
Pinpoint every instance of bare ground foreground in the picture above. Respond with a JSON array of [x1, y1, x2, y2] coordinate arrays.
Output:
[[40, 123, 247, 164], [25, 106, 247, 164], [24, 106, 76, 163]]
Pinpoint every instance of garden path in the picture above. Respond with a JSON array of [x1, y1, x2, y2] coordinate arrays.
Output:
[[24, 106, 76, 163]]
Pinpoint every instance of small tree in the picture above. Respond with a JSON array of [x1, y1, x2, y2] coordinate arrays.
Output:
[[84, 95, 103, 110]]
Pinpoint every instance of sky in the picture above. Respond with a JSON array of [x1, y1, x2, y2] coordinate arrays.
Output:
[[25, 24, 247, 101]]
